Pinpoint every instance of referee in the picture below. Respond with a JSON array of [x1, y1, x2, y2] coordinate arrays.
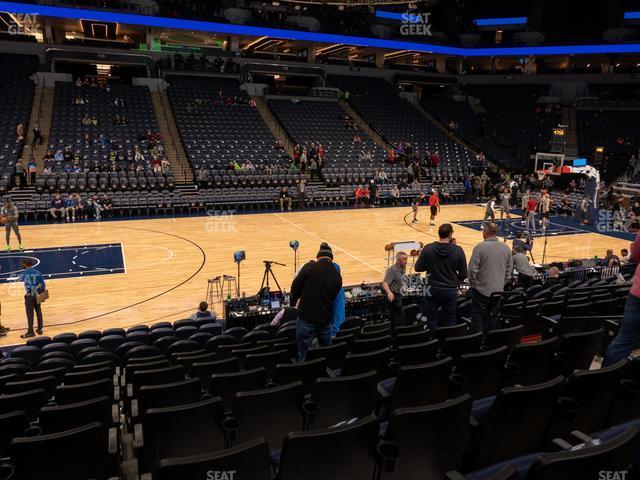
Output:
[[2, 199, 23, 252]]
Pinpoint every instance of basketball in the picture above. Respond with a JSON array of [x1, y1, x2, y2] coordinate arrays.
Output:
[[0, 216, 7, 226]]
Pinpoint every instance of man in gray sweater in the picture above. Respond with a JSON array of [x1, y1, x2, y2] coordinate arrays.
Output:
[[468, 222, 513, 333]]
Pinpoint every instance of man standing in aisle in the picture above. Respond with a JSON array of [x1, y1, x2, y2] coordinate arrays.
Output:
[[383, 252, 408, 329], [290, 242, 342, 362], [2, 199, 23, 252], [603, 229, 640, 365], [468, 222, 513, 333], [415, 223, 467, 333], [20, 258, 45, 338]]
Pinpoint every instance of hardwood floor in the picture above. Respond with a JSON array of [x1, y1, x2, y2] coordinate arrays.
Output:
[[0, 205, 630, 346]]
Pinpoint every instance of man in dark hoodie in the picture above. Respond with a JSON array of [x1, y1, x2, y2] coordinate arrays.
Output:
[[290, 242, 342, 361], [415, 223, 468, 333]]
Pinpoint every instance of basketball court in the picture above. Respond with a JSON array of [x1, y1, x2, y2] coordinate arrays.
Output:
[[0, 204, 633, 346]]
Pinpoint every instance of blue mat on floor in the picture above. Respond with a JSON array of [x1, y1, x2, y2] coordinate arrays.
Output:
[[455, 215, 637, 241]]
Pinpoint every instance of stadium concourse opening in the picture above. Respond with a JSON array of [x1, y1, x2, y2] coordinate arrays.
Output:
[[0, 1, 639, 478]]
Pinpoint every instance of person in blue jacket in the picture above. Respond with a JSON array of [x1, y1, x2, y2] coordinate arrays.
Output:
[[331, 262, 346, 336]]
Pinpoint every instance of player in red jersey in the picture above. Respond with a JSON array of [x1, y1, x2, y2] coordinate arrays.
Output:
[[428, 190, 441, 226]]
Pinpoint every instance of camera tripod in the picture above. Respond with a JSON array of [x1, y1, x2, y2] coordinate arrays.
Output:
[[260, 260, 286, 293]]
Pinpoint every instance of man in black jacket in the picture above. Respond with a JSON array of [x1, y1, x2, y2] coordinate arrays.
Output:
[[415, 223, 468, 334], [290, 242, 342, 361]]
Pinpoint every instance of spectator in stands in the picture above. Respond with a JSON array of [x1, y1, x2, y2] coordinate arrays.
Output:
[[376, 169, 388, 182], [513, 245, 537, 288], [19, 258, 45, 339], [390, 184, 400, 205], [415, 223, 467, 334], [50, 193, 67, 221], [603, 249, 619, 266], [430, 151, 440, 169], [86, 195, 102, 221], [383, 252, 408, 329], [621, 248, 631, 264], [317, 143, 325, 160], [198, 165, 209, 188], [91, 115, 98, 126], [81, 113, 92, 126], [74, 194, 85, 220], [355, 185, 366, 208], [388, 147, 396, 164], [545, 266, 562, 286], [27, 159, 36, 185], [297, 178, 306, 209], [14, 159, 25, 190], [369, 180, 378, 207], [352, 133, 362, 144], [406, 162, 417, 183], [31, 121, 42, 146], [309, 157, 318, 181], [464, 176, 472, 201], [102, 194, 113, 219], [603, 229, 640, 365], [279, 187, 292, 212], [291, 242, 342, 361], [468, 222, 513, 333], [480, 171, 489, 198], [300, 147, 308, 173], [64, 194, 77, 222], [558, 194, 572, 216], [190, 301, 218, 322], [473, 174, 482, 201], [16, 123, 24, 140]]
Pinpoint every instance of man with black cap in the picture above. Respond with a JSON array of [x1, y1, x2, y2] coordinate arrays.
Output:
[[290, 242, 342, 361]]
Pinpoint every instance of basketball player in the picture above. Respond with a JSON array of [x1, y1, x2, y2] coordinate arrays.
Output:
[[526, 193, 538, 234], [540, 190, 552, 230], [428, 190, 440, 226], [500, 187, 511, 220], [521, 190, 530, 221], [411, 192, 426, 224], [483, 196, 496, 228], [1, 199, 23, 252]]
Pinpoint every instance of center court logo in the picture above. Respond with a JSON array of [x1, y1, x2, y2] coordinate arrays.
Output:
[[400, 12, 433, 36]]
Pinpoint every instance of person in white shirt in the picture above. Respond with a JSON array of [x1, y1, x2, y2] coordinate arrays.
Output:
[[540, 191, 552, 230]]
